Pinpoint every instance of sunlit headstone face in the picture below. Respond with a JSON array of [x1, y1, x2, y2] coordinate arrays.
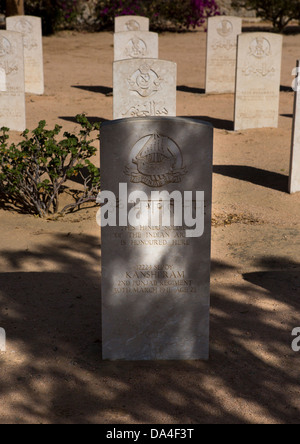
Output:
[[115, 15, 150, 33], [0, 31, 26, 131], [234, 32, 283, 131], [113, 58, 177, 120], [289, 60, 300, 194], [205, 16, 242, 94], [6, 16, 44, 95]]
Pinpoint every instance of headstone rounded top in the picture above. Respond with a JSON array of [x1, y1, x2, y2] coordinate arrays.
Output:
[[208, 16, 243, 24], [102, 116, 213, 129], [114, 31, 159, 61], [115, 15, 150, 33], [238, 32, 283, 45]]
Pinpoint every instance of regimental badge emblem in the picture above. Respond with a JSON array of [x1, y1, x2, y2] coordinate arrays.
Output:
[[126, 19, 140, 31], [124, 134, 187, 187], [249, 37, 271, 59], [15, 18, 37, 51], [127, 64, 162, 97], [15, 18, 33, 34], [217, 20, 233, 37], [125, 37, 147, 58], [0, 36, 12, 57]]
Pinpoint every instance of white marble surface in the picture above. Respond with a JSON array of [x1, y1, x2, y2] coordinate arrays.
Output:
[[115, 16, 150, 33], [205, 16, 242, 94], [114, 31, 159, 61], [7, 15, 44, 95], [0, 66, 6, 91], [289, 60, 300, 193], [234, 33, 283, 131], [0, 31, 26, 131], [113, 58, 177, 119]]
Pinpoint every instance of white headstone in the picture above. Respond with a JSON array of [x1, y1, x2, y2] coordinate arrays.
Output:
[[113, 59, 177, 120], [114, 31, 159, 62], [0, 328, 6, 352], [234, 33, 283, 131], [0, 67, 6, 91], [205, 16, 242, 94], [6, 15, 44, 95], [0, 31, 26, 131], [289, 60, 300, 194], [115, 16, 150, 33]]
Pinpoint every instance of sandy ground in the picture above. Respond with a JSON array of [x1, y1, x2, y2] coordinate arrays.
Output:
[[0, 26, 300, 424]]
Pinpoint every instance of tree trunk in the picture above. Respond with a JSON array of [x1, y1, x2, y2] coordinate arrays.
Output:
[[6, 0, 25, 17]]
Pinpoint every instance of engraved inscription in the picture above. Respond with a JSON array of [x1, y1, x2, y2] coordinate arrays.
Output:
[[124, 134, 187, 187], [125, 37, 147, 58], [126, 19, 140, 31], [0, 36, 12, 57], [122, 101, 169, 118], [211, 39, 236, 51], [128, 63, 162, 97], [113, 263, 197, 295], [242, 38, 274, 77], [0, 36, 18, 76], [211, 20, 235, 51], [242, 64, 275, 77], [0, 60, 18, 76]]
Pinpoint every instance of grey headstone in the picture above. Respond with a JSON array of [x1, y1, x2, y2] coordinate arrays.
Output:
[[234, 33, 283, 131], [6, 16, 44, 95], [114, 31, 159, 62], [0, 31, 26, 131], [113, 58, 177, 120], [289, 60, 300, 194], [205, 16, 242, 94], [100, 117, 213, 361], [115, 16, 150, 33]]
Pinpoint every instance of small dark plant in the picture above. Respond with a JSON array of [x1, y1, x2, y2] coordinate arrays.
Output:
[[0, 114, 100, 217]]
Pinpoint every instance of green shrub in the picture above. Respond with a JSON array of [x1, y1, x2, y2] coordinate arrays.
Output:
[[232, 0, 300, 32], [0, 115, 100, 217]]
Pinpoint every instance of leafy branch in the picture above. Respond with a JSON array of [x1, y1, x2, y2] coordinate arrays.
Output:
[[0, 114, 100, 217]]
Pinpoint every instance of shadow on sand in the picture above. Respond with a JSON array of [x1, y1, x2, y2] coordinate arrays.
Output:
[[0, 231, 299, 423]]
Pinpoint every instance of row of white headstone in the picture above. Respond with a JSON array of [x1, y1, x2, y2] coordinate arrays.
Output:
[[0, 15, 44, 131], [206, 16, 283, 132], [113, 16, 177, 121], [112, 16, 284, 131], [113, 15, 300, 194], [207, 16, 299, 193]]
